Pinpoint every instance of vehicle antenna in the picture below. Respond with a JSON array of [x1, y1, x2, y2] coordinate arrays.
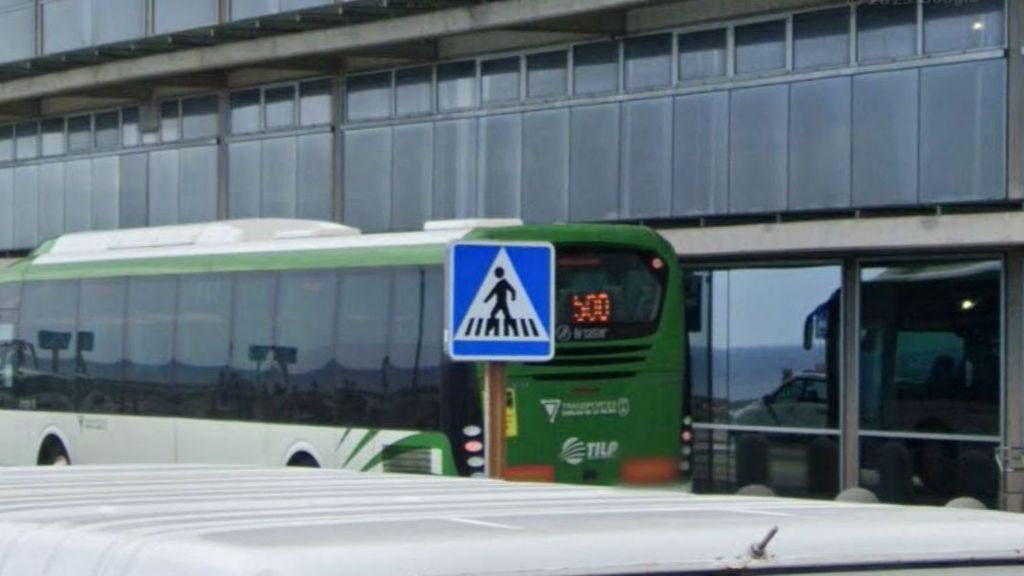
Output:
[[748, 526, 779, 560]]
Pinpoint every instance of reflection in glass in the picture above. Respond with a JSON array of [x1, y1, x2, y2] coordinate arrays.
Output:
[[735, 20, 786, 74], [67, 115, 91, 152], [94, 110, 120, 150], [793, 8, 849, 70], [346, 72, 391, 121], [230, 89, 261, 134], [924, 0, 1003, 54], [230, 274, 275, 421], [125, 277, 175, 415], [41, 118, 65, 156], [299, 78, 332, 126], [396, 66, 432, 116], [15, 121, 37, 160], [481, 57, 520, 104], [526, 50, 567, 98], [336, 270, 390, 426], [860, 437, 998, 508], [265, 86, 296, 129], [78, 279, 125, 414], [121, 107, 140, 147], [182, 95, 219, 139], [857, 2, 916, 63], [678, 29, 726, 81], [624, 34, 671, 91], [176, 275, 230, 419], [437, 61, 476, 111], [859, 260, 1000, 436], [17, 281, 77, 411], [160, 100, 180, 142], [687, 266, 841, 430], [573, 40, 619, 95]]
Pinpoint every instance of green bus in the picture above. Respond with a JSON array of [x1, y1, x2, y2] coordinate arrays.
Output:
[[0, 218, 682, 485]]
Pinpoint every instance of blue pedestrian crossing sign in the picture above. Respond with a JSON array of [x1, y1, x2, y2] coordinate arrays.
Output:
[[446, 241, 555, 362]]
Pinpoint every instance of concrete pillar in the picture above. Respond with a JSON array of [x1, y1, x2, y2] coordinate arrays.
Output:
[[1002, 251, 1024, 511], [1008, 0, 1024, 200], [841, 258, 860, 491]]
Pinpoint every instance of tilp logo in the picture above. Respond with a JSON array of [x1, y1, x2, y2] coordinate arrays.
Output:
[[541, 399, 562, 424], [559, 437, 620, 466], [560, 437, 586, 465], [617, 398, 630, 418]]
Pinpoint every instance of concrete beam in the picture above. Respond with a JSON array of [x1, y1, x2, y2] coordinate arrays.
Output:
[[0, 0, 650, 105], [662, 212, 1024, 260], [439, 29, 604, 60]]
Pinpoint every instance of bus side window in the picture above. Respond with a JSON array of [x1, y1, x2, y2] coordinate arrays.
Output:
[[336, 270, 391, 427]]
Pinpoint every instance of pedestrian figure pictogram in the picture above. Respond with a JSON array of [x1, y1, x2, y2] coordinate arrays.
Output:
[[447, 241, 554, 362]]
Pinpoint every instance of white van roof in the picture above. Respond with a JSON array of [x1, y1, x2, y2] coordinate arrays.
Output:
[[0, 466, 1022, 575]]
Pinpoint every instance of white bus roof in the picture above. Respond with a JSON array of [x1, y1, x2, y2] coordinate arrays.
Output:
[[0, 466, 1023, 575], [32, 218, 524, 266]]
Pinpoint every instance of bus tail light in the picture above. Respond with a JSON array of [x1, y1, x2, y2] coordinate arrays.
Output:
[[504, 465, 555, 483], [621, 457, 677, 485]]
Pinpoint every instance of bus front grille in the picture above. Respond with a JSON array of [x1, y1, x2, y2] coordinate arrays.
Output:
[[382, 446, 437, 475]]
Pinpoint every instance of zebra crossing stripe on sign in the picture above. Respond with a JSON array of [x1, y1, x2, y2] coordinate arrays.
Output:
[[455, 248, 548, 342]]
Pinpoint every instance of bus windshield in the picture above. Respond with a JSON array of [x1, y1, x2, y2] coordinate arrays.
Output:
[[555, 248, 666, 341]]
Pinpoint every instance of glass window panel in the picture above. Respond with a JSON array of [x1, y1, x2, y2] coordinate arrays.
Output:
[[789, 77, 852, 210], [678, 28, 726, 81], [41, 118, 65, 156], [432, 118, 477, 220], [125, 277, 176, 415], [296, 131, 332, 220], [153, 0, 217, 34], [729, 84, 788, 213], [395, 66, 432, 116], [265, 85, 297, 128], [121, 107, 140, 146], [299, 78, 332, 126], [230, 0, 275, 20], [857, 2, 916, 64], [526, 50, 567, 98], [0, 169, 12, 250], [920, 60, 1006, 204], [343, 128, 391, 232], [686, 266, 841, 430], [176, 275, 230, 419], [94, 111, 120, 150], [13, 166, 37, 248], [67, 115, 91, 152], [478, 114, 521, 218], [673, 92, 729, 216], [17, 281, 78, 411], [119, 152, 147, 228], [383, 268, 440, 430], [336, 270, 390, 426], [852, 69, 918, 207], [437, 61, 476, 111], [573, 40, 619, 95], [622, 98, 672, 218], [522, 108, 569, 223], [179, 145, 217, 224], [346, 73, 390, 122], [0, 125, 12, 162], [624, 33, 671, 91], [860, 260, 1000, 437], [229, 274, 275, 421], [391, 123, 432, 232], [182, 95, 219, 139], [924, 0, 1004, 54], [42, 0, 88, 54], [91, 155, 118, 230], [735, 19, 786, 74], [0, 5, 36, 64], [481, 56, 520, 104], [160, 100, 180, 143], [859, 437, 998, 507], [148, 148, 179, 225], [230, 89, 261, 134], [77, 278, 126, 414], [38, 162, 66, 239], [227, 141, 260, 218], [15, 122, 37, 160], [794, 8, 849, 70], [93, 0, 145, 44], [261, 136, 297, 217], [569, 104, 619, 221], [62, 160, 88, 233], [273, 271, 337, 424]]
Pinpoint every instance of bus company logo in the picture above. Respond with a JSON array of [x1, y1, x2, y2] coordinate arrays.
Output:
[[559, 437, 619, 466], [555, 324, 610, 342], [541, 399, 562, 423], [542, 398, 630, 423]]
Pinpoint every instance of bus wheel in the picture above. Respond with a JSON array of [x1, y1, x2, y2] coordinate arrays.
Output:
[[38, 438, 70, 466], [286, 452, 319, 468]]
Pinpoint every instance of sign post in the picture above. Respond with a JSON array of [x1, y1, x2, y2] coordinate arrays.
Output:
[[446, 241, 555, 479]]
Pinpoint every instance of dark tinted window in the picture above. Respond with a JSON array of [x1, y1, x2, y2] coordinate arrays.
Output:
[[125, 277, 176, 415], [230, 89, 261, 134], [794, 8, 849, 70], [624, 34, 672, 91], [396, 66, 433, 116], [273, 271, 337, 424], [78, 279, 126, 414], [573, 40, 619, 95], [735, 20, 786, 74], [67, 115, 92, 152], [384, 269, 441, 429], [857, 2, 916, 64], [481, 57, 520, 104], [526, 50, 567, 98], [230, 274, 276, 421], [679, 28, 726, 81], [924, 0, 1003, 54], [17, 281, 78, 411], [182, 95, 219, 139], [336, 270, 390, 426], [94, 110, 120, 150], [176, 275, 230, 419]]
